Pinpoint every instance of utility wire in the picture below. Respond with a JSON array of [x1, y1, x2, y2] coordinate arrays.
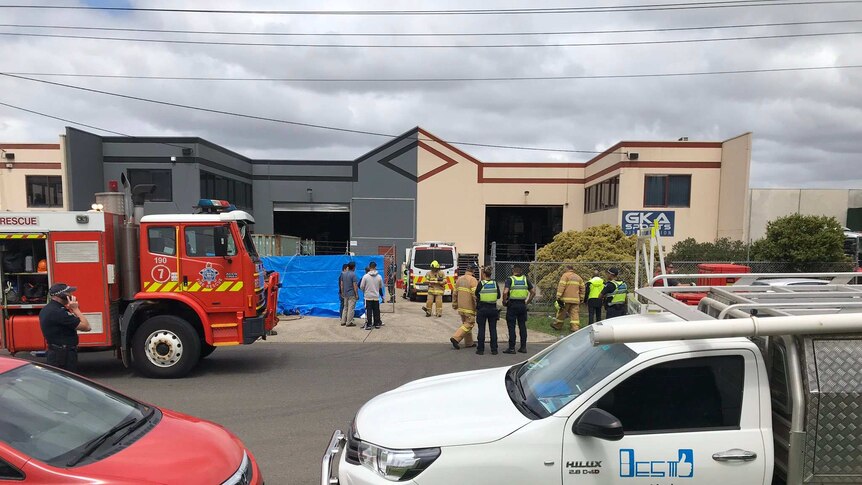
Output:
[[0, 100, 188, 150], [1, 29, 859, 48], [1, 0, 860, 15], [7, 64, 860, 83], [0, 73, 606, 154], [1, 18, 859, 37]]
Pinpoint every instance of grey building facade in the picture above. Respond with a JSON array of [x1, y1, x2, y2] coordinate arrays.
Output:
[[64, 126, 421, 263]]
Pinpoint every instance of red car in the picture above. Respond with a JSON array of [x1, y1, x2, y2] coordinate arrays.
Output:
[[0, 356, 262, 484]]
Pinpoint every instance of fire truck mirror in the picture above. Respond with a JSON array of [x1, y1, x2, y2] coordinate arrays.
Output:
[[214, 226, 230, 258]]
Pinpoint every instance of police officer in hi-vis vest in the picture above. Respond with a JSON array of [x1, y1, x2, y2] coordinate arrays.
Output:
[[502, 264, 536, 354], [552, 264, 585, 332], [450, 264, 479, 350], [585, 269, 605, 324], [600, 267, 628, 319], [474, 266, 501, 355]]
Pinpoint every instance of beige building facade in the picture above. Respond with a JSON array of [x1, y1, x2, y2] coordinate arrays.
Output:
[[746, 188, 862, 242], [0, 140, 67, 212], [417, 129, 752, 262]]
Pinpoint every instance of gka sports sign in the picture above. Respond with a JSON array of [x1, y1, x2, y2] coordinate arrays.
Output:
[[622, 211, 675, 237]]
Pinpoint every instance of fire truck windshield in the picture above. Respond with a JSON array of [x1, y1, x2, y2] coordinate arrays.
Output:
[[239, 222, 259, 259]]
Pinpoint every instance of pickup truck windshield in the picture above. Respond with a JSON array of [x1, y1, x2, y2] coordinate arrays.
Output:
[[516, 330, 637, 417]]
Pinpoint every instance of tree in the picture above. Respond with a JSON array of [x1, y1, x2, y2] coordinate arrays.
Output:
[[531, 225, 637, 298], [668, 237, 749, 261], [750, 214, 849, 269], [535, 224, 637, 262]]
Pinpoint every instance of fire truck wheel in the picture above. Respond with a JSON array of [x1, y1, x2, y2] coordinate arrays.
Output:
[[132, 315, 201, 378], [200, 344, 217, 360]]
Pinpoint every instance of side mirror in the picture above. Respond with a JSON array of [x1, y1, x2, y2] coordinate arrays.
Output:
[[214, 226, 230, 257], [573, 408, 624, 441]]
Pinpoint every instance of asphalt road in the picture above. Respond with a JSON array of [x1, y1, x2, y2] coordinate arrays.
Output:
[[52, 342, 545, 484]]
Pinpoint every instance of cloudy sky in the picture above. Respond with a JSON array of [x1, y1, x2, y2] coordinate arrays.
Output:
[[0, 0, 860, 187]]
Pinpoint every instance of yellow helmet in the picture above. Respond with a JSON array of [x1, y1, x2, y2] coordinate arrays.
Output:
[[430, 260, 440, 269]]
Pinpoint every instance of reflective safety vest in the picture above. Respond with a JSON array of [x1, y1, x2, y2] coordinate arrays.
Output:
[[509, 275, 529, 300], [588, 276, 605, 299], [609, 280, 628, 305], [479, 280, 499, 303]]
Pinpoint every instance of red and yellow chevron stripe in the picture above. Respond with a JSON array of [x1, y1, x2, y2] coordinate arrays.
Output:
[[0, 234, 46, 239], [142, 281, 245, 292]]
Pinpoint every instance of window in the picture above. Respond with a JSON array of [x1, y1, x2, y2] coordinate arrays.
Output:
[[644, 175, 691, 207], [184, 226, 237, 257], [412, 249, 455, 269], [0, 458, 23, 480], [25, 176, 63, 208], [199, 171, 253, 210], [127, 169, 172, 202], [147, 227, 177, 256], [596, 355, 745, 433], [584, 176, 619, 213]]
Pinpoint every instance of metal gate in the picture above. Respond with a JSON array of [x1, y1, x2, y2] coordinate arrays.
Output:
[[378, 244, 397, 314]]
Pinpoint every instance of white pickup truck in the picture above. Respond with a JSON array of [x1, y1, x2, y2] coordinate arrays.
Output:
[[322, 275, 862, 484]]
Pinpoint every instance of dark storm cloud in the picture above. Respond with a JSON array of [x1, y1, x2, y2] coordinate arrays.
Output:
[[0, 0, 860, 186]]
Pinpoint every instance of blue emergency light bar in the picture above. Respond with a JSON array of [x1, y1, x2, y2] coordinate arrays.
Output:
[[197, 199, 237, 213]]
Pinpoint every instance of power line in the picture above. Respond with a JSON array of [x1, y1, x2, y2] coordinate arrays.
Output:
[[1, 18, 859, 37], [0, 73, 606, 154], [1, 29, 859, 48], [0, 100, 188, 150], [1, 0, 859, 15], [7, 64, 860, 83]]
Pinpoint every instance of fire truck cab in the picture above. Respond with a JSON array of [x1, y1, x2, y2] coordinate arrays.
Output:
[[0, 195, 279, 378]]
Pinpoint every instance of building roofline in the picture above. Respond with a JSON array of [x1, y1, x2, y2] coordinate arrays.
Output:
[[0, 143, 61, 150]]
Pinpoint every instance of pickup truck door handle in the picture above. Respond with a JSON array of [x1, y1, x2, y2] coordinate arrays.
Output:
[[712, 449, 758, 462]]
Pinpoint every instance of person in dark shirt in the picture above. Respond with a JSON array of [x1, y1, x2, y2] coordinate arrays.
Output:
[[39, 283, 91, 372], [600, 268, 628, 319]]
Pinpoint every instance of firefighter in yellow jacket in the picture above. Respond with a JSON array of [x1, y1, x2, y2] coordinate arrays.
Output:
[[552, 264, 585, 331], [423, 260, 446, 317], [450, 264, 479, 349]]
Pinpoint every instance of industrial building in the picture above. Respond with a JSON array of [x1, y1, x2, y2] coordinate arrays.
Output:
[[3, 126, 857, 266]]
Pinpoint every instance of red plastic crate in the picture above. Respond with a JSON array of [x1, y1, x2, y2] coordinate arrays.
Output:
[[697, 263, 751, 286]]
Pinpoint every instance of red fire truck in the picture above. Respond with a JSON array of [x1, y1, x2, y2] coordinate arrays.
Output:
[[0, 189, 279, 378]]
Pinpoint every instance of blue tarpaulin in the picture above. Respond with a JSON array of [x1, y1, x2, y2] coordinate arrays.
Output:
[[262, 255, 384, 318]]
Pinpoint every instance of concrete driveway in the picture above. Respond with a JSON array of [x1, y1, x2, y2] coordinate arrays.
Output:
[[267, 300, 557, 344]]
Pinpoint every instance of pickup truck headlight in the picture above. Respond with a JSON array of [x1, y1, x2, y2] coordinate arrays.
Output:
[[356, 441, 440, 481]]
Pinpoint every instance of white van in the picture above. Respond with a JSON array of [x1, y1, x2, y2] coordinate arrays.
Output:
[[404, 242, 457, 301]]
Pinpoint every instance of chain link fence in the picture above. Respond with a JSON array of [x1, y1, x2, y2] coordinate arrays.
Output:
[[494, 260, 859, 314]]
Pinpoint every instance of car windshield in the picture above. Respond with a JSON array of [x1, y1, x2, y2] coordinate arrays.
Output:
[[515, 329, 637, 418], [0, 364, 148, 466], [413, 248, 455, 269]]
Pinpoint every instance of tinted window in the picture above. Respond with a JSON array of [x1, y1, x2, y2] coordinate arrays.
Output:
[[0, 458, 23, 480], [644, 175, 692, 208], [26, 175, 63, 208], [147, 227, 177, 256], [413, 249, 455, 269], [127, 169, 172, 202], [184, 226, 237, 257], [0, 364, 147, 466], [596, 355, 745, 433], [200, 171, 253, 210]]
